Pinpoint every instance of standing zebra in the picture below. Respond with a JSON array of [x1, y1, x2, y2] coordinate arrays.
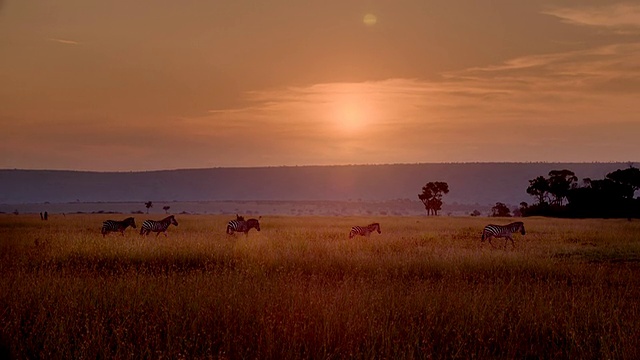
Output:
[[481, 221, 525, 248], [140, 215, 179, 237], [226, 218, 261, 235], [101, 217, 136, 237], [349, 223, 381, 239]]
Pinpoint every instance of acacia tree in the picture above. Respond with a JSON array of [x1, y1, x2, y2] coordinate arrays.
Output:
[[606, 166, 640, 199], [491, 202, 511, 217], [526, 176, 550, 205], [548, 170, 578, 206], [418, 182, 449, 216], [145, 201, 153, 214], [163, 206, 171, 214]]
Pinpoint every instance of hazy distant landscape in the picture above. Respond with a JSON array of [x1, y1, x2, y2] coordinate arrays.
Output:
[[0, 163, 628, 216]]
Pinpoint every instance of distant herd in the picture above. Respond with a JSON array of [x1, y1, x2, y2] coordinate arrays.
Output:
[[100, 214, 526, 247]]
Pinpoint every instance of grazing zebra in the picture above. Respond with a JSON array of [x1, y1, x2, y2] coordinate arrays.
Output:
[[349, 223, 381, 239], [140, 215, 179, 237], [226, 218, 261, 235], [101, 217, 136, 237], [481, 221, 526, 248]]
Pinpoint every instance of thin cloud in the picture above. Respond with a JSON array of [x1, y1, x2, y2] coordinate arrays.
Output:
[[47, 38, 80, 45], [543, 3, 640, 33]]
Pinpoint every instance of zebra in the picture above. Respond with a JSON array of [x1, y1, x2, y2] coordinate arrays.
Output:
[[226, 218, 261, 235], [481, 221, 525, 248], [139, 215, 179, 237], [349, 223, 381, 239], [101, 217, 136, 237]]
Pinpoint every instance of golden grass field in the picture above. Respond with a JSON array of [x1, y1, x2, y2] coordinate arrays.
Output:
[[1, 214, 640, 359]]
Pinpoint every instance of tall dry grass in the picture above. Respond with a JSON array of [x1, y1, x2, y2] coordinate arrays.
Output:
[[1, 214, 640, 359]]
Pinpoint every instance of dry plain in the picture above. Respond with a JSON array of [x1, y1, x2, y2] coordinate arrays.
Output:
[[1, 214, 640, 359]]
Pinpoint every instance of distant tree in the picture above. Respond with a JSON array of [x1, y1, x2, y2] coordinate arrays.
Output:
[[548, 170, 578, 206], [491, 202, 511, 217], [527, 176, 550, 205], [145, 201, 153, 214], [418, 181, 450, 216], [517, 202, 529, 216], [606, 166, 640, 199], [470, 209, 481, 217], [163, 206, 170, 214]]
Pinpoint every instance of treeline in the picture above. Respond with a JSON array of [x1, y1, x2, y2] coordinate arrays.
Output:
[[521, 166, 640, 218]]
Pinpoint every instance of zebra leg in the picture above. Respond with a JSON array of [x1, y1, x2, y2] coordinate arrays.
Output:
[[507, 235, 515, 248], [487, 236, 496, 248]]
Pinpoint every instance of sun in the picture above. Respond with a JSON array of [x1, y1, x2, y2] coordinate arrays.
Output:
[[339, 103, 366, 132], [330, 91, 371, 133], [363, 13, 377, 26]]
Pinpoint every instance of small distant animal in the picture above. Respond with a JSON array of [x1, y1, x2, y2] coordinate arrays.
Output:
[[140, 215, 178, 237], [349, 223, 381, 239], [227, 218, 261, 235], [481, 221, 526, 248], [101, 217, 137, 237]]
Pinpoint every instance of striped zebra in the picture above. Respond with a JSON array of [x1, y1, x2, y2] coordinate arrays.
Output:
[[226, 218, 260, 235], [481, 221, 525, 248], [101, 217, 136, 237], [349, 223, 381, 239], [139, 215, 179, 237]]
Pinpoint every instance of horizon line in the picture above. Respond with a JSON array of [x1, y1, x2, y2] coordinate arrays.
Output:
[[1, 161, 637, 173]]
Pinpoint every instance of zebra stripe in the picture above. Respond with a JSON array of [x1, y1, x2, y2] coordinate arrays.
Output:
[[226, 218, 260, 235], [349, 223, 381, 239], [481, 221, 525, 247], [101, 217, 136, 237], [140, 215, 178, 237]]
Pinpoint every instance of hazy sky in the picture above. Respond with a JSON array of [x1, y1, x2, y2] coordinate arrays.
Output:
[[1, 1, 639, 171]]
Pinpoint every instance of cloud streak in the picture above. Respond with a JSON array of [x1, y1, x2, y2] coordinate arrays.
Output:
[[543, 3, 640, 33], [47, 38, 80, 45]]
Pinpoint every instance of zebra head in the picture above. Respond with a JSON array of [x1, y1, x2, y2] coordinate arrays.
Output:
[[169, 215, 178, 226], [247, 218, 260, 231], [372, 223, 381, 234], [125, 217, 136, 228], [518, 222, 526, 235]]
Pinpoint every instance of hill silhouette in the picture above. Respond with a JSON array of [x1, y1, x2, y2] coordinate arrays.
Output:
[[0, 163, 629, 206]]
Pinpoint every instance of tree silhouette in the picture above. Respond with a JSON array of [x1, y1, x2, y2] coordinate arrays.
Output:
[[470, 209, 481, 217], [525, 166, 640, 218], [606, 166, 640, 199], [526, 176, 550, 205], [163, 206, 170, 214], [491, 202, 511, 217], [418, 182, 449, 216], [145, 201, 153, 214], [548, 170, 578, 206]]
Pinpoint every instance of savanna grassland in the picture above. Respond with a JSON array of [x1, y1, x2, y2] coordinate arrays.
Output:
[[1, 214, 640, 359]]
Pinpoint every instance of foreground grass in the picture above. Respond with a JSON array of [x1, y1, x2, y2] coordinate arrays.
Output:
[[1, 214, 640, 359]]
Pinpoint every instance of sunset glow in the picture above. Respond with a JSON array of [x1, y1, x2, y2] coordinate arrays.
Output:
[[363, 13, 377, 26], [1, 1, 639, 170]]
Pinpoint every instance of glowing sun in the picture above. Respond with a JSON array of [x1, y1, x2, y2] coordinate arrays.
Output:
[[363, 13, 377, 26]]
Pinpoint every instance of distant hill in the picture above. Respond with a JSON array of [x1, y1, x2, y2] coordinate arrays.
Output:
[[0, 163, 630, 206]]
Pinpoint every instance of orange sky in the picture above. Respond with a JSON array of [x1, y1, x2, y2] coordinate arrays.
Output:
[[1, 1, 639, 171]]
